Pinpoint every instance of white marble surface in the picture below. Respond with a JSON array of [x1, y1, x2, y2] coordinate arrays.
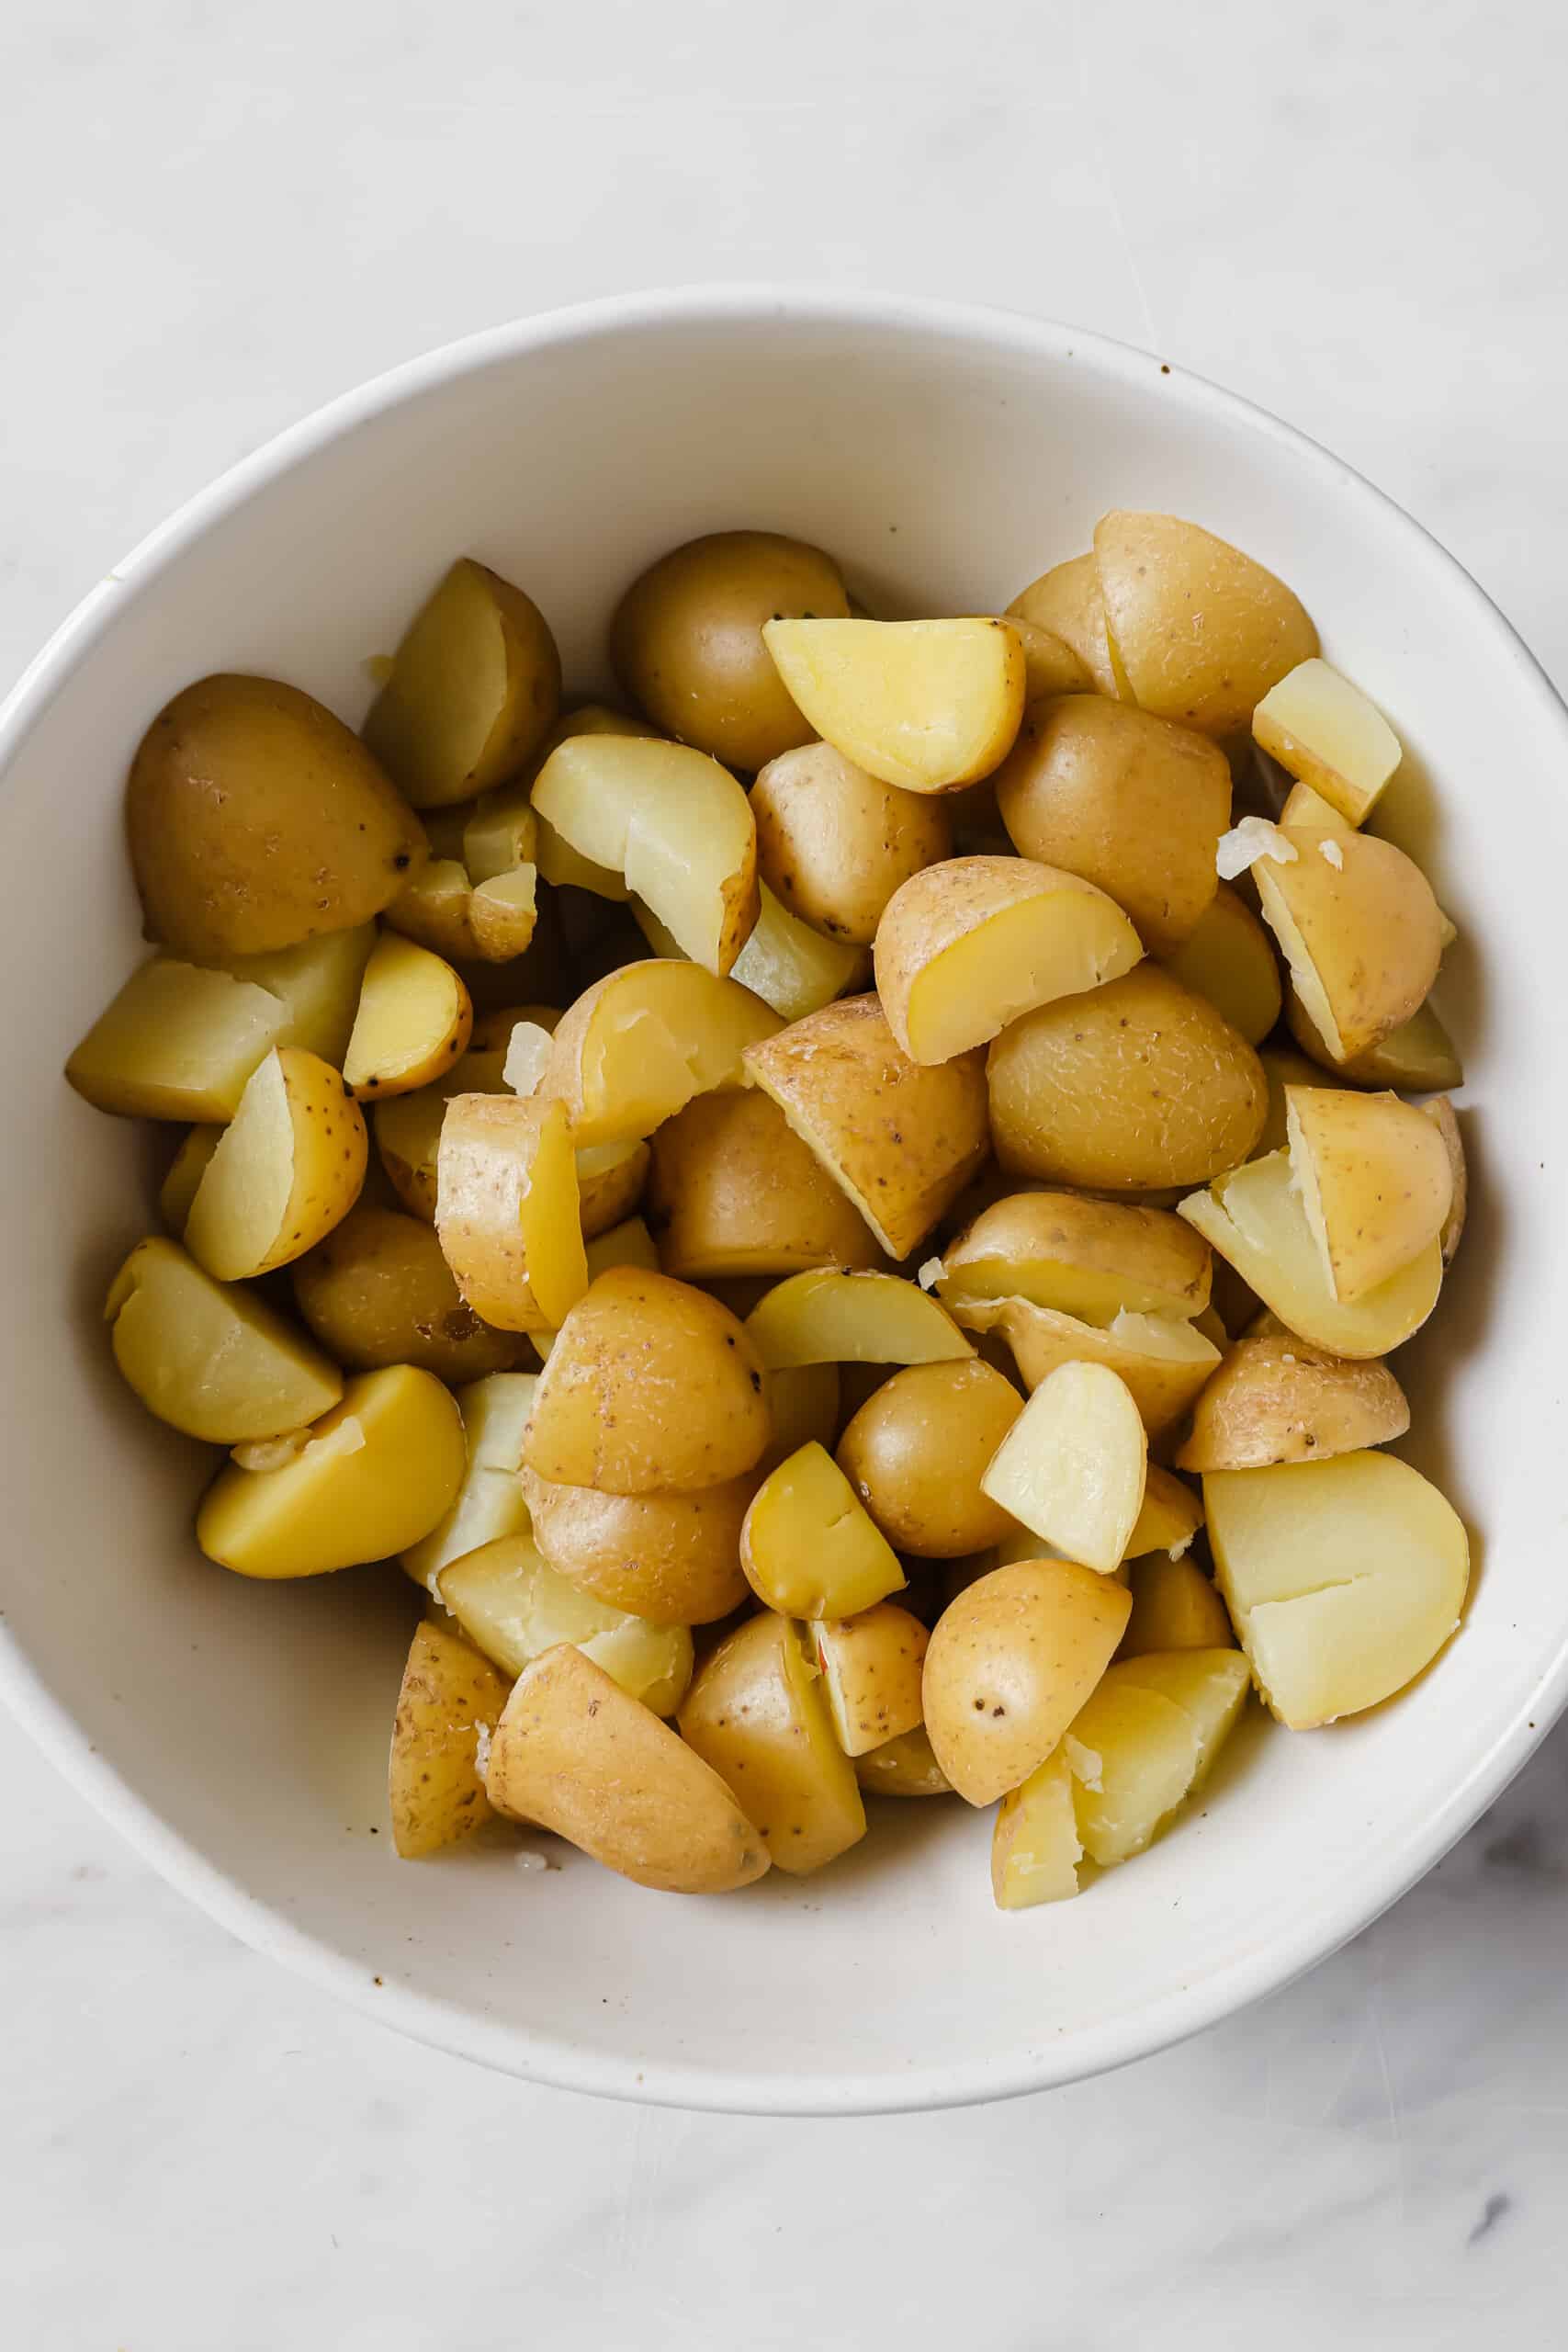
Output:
[[5, 0, 1568, 2341]]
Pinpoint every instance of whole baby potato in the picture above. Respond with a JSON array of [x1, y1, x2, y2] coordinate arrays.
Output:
[[646, 1087, 883, 1280], [291, 1204, 527, 1384], [610, 529, 850, 771], [836, 1360, 1023, 1556], [750, 741, 953, 944], [127, 674, 427, 960]]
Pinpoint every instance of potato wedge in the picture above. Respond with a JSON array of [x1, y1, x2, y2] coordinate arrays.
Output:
[[521, 1467, 751, 1624], [439, 1532, 693, 1718], [1067, 1649, 1251, 1863], [343, 934, 472, 1101], [401, 1371, 537, 1591], [1252, 658, 1401, 826], [434, 1091, 585, 1334], [936, 1190, 1212, 1324], [185, 1047, 367, 1281], [66, 958, 295, 1123], [384, 858, 539, 967], [1205, 1451, 1469, 1726], [387, 1619, 509, 1860], [1093, 512, 1318, 736], [743, 995, 988, 1257], [1158, 884, 1281, 1046], [679, 1611, 866, 1874], [811, 1605, 929, 1757], [486, 1645, 769, 1894], [761, 617, 1027, 794], [744, 1268, 972, 1370], [1287, 989, 1463, 1093], [855, 1724, 953, 1798], [372, 1049, 509, 1222], [1177, 1337, 1409, 1472], [536, 961, 782, 1148], [750, 740, 953, 945], [573, 1138, 651, 1241], [227, 924, 378, 1069], [106, 1237, 342, 1443], [991, 1745, 1083, 1908], [1006, 554, 1120, 700], [728, 883, 868, 1022], [836, 1359, 1021, 1556], [647, 1087, 883, 1281], [1127, 1464, 1204, 1560], [950, 1295, 1222, 1437], [1422, 1095, 1468, 1265], [1285, 1085, 1453, 1303], [980, 1361, 1147, 1576], [740, 1442, 907, 1618], [159, 1125, 223, 1232], [292, 1204, 525, 1383], [363, 558, 560, 808], [1120, 1556, 1234, 1657], [1255, 829, 1443, 1063]]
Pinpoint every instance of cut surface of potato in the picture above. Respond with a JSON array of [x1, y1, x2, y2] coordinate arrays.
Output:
[[573, 1137, 651, 1242], [647, 1087, 882, 1280], [679, 1611, 866, 1874], [991, 1745, 1082, 1909], [728, 882, 867, 1020], [434, 1091, 586, 1333], [1255, 829, 1443, 1063], [344, 933, 472, 1101], [812, 1605, 929, 1756], [1126, 1464, 1204, 1560], [66, 958, 293, 1123], [291, 1203, 525, 1384], [1120, 1555, 1234, 1657], [439, 1532, 693, 1717], [1177, 1336, 1409, 1472], [740, 1442, 907, 1619], [1205, 1452, 1469, 1726], [106, 1237, 342, 1443], [363, 558, 560, 808], [980, 1361, 1147, 1576], [197, 1365, 466, 1577], [582, 1215, 660, 1282], [1006, 553, 1120, 700], [372, 1046, 511, 1222], [1288, 989, 1463, 1093], [159, 1125, 223, 1232], [751, 740, 953, 945], [388, 1619, 510, 1860], [402, 1371, 537, 1591], [1067, 1648, 1250, 1863], [1092, 511, 1318, 736], [228, 924, 378, 1068], [855, 1724, 953, 1798], [1004, 616, 1094, 702], [1423, 1095, 1468, 1264], [744, 1268, 972, 1370], [185, 1047, 367, 1282], [1252, 658, 1401, 826], [761, 617, 1026, 794], [521, 1467, 752, 1623], [836, 1358, 1022, 1556], [874, 854, 1143, 1063], [937, 1190, 1211, 1323], [949, 1294, 1221, 1437], [536, 961, 782, 1148], [1285, 1085, 1453, 1303], [1158, 884, 1281, 1046]]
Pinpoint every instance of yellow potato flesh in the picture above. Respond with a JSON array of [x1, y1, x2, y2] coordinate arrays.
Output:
[[1006, 553, 1120, 700], [1092, 511, 1318, 736], [740, 1442, 907, 1619], [439, 1532, 693, 1718], [1280, 779, 1352, 836], [854, 1724, 953, 1797], [185, 1047, 367, 1282], [761, 617, 1027, 794], [744, 1269, 972, 1369], [949, 1295, 1220, 1437], [197, 1364, 466, 1577], [66, 958, 293, 1122], [1067, 1649, 1250, 1863], [434, 1092, 586, 1333], [1255, 829, 1442, 1063], [105, 1236, 342, 1443], [1252, 658, 1401, 826], [1120, 1555, 1234, 1657], [388, 1619, 508, 1860], [362, 557, 560, 808], [810, 1605, 929, 1757], [728, 883, 866, 1021], [1158, 884, 1281, 1046], [536, 961, 782, 1148], [679, 1611, 867, 1875], [227, 924, 378, 1068], [1126, 1464, 1204, 1559], [937, 1189, 1211, 1322], [460, 784, 538, 890], [159, 1125, 223, 1232], [980, 1361, 1147, 1576], [582, 1215, 660, 1281], [344, 934, 472, 1101], [1205, 1452, 1469, 1727], [991, 1745, 1082, 1908], [401, 1371, 537, 1591], [1289, 989, 1464, 1093], [1285, 1085, 1453, 1303]]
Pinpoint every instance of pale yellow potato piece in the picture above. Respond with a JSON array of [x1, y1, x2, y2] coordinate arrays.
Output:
[[582, 1215, 660, 1282], [185, 1047, 367, 1282], [750, 740, 953, 946], [402, 1371, 537, 1592], [923, 1558, 1131, 1805], [371, 1043, 512, 1221], [1253, 658, 1401, 826], [384, 858, 538, 966], [105, 1237, 341, 1443], [855, 1724, 953, 1797], [1285, 1085, 1453, 1303], [1254, 1043, 1332, 1159], [874, 854, 1143, 1064], [1093, 511, 1318, 736], [949, 1295, 1221, 1437], [740, 1442, 906, 1619], [388, 1619, 509, 1860], [434, 1092, 586, 1333], [1255, 829, 1443, 1063], [744, 1268, 972, 1370], [521, 1467, 751, 1623], [761, 617, 1027, 794], [525, 1267, 770, 1493], [743, 995, 988, 1257], [486, 1645, 769, 1894], [1003, 616, 1094, 702], [197, 1365, 465, 1577], [535, 961, 782, 1148], [574, 1139, 651, 1241], [1177, 1336, 1409, 1472], [343, 934, 472, 1102], [810, 1605, 929, 1757], [1120, 1556, 1234, 1657], [1287, 989, 1463, 1093], [980, 1361, 1147, 1576], [1006, 553, 1121, 700], [1279, 779, 1352, 836], [66, 958, 294, 1123], [1067, 1649, 1250, 1863], [728, 883, 868, 1021], [936, 1190, 1212, 1322], [532, 735, 759, 977], [647, 1088, 882, 1280], [291, 1203, 525, 1383], [159, 1125, 223, 1232], [1423, 1095, 1468, 1264], [1205, 1452, 1469, 1726], [679, 1611, 866, 1874], [987, 965, 1267, 1193], [363, 558, 560, 808], [762, 1363, 841, 1464], [1158, 884, 1281, 1046], [439, 1533, 693, 1718], [1127, 1464, 1205, 1559], [836, 1359, 1021, 1556], [228, 924, 378, 1067], [1178, 1149, 1441, 1359], [991, 1745, 1083, 1908]]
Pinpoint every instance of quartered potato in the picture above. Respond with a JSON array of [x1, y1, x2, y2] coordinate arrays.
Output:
[[726, 882, 868, 1022], [434, 1092, 586, 1333], [950, 1294, 1221, 1437], [1092, 511, 1318, 736], [66, 959, 296, 1123], [1177, 1337, 1409, 1472], [743, 1268, 972, 1370], [646, 1087, 883, 1280], [388, 1619, 509, 1860], [1252, 658, 1401, 826], [522, 1468, 752, 1624], [438, 1532, 693, 1718], [292, 1203, 525, 1383], [812, 1605, 929, 1757], [836, 1359, 1021, 1556], [854, 1724, 953, 1798], [740, 1442, 907, 1618], [227, 924, 379, 1069], [534, 961, 782, 1148], [402, 1370, 537, 1591], [363, 558, 560, 808], [106, 1237, 341, 1442], [1254, 829, 1443, 1064], [750, 740, 953, 944], [1006, 553, 1121, 700], [1159, 884, 1281, 1046], [185, 1047, 367, 1282], [980, 1361, 1147, 1576], [1127, 1464, 1205, 1560], [1288, 990, 1463, 1093], [343, 933, 472, 1100], [679, 1611, 867, 1874], [991, 1745, 1083, 1909], [1120, 1555, 1234, 1657], [1067, 1649, 1251, 1864], [935, 1190, 1212, 1323], [1285, 1084, 1453, 1302], [761, 617, 1027, 794]]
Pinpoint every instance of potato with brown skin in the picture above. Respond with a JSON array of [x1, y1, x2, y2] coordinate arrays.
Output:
[[486, 1645, 771, 1894], [434, 1092, 587, 1334], [363, 558, 560, 808], [127, 674, 427, 960], [184, 1047, 367, 1282], [1003, 616, 1094, 702], [936, 1189, 1212, 1322], [987, 965, 1268, 1193], [1093, 511, 1319, 736], [812, 1605, 929, 1756], [750, 741, 953, 944], [388, 1619, 509, 1860], [1177, 1337, 1410, 1472], [535, 961, 782, 1148], [836, 1360, 1022, 1556], [948, 1295, 1221, 1436], [343, 934, 473, 1101], [292, 1203, 527, 1384], [1255, 830, 1443, 1064], [520, 1467, 753, 1623], [994, 695, 1232, 955], [1006, 554, 1122, 699], [1158, 883, 1281, 1046], [853, 1724, 953, 1797], [647, 1088, 883, 1280], [679, 1611, 866, 1874]]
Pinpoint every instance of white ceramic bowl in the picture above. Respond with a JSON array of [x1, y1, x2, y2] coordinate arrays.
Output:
[[4, 288, 1563, 2115]]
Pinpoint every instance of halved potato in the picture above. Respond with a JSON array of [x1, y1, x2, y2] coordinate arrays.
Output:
[[159, 1125, 223, 1232], [1159, 884, 1281, 1046], [646, 1088, 882, 1280], [197, 1365, 465, 1577], [402, 1370, 537, 1591], [185, 1047, 367, 1281], [728, 883, 868, 1021], [949, 1295, 1221, 1437], [855, 1724, 953, 1798], [1288, 989, 1463, 1093], [434, 1092, 586, 1333], [740, 1442, 906, 1618], [679, 1611, 866, 1874], [1120, 1556, 1234, 1657], [1255, 829, 1443, 1063], [1127, 1464, 1204, 1560], [750, 740, 954, 945], [388, 1619, 509, 1860], [936, 1190, 1211, 1323], [344, 934, 472, 1101], [362, 558, 560, 808], [485, 1645, 769, 1894], [106, 1237, 342, 1442], [1006, 553, 1120, 699], [66, 958, 294, 1123], [991, 1745, 1083, 1908], [1177, 1336, 1408, 1472], [439, 1532, 693, 1717], [1285, 1085, 1453, 1302], [291, 1203, 525, 1383], [874, 854, 1143, 1063], [761, 617, 1027, 794], [1004, 616, 1094, 702], [744, 1268, 972, 1370], [521, 1467, 751, 1624], [812, 1605, 929, 1757], [742, 995, 988, 1257], [1423, 1095, 1468, 1264], [1205, 1451, 1469, 1726], [535, 961, 782, 1148], [980, 1361, 1147, 1576], [1093, 511, 1318, 736], [1066, 1649, 1251, 1863], [1252, 658, 1401, 825], [836, 1358, 1021, 1556]]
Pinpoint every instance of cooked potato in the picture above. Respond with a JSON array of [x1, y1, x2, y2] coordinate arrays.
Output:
[[581, 1214, 660, 1284], [1067, 1649, 1251, 1863], [811, 1605, 929, 1756], [372, 1052, 508, 1223], [947, 1295, 1221, 1437], [524, 1267, 770, 1493], [521, 1467, 751, 1623], [402, 1370, 537, 1591], [434, 1092, 585, 1334], [535, 961, 782, 1148], [993, 695, 1231, 955], [1252, 658, 1401, 826], [980, 1361, 1147, 1576], [679, 1611, 866, 1874], [387, 1619, 509, 1860], [991, 1745, 1083, 1908], [922, 1559, 1131, 1805], [1127, 1464, 1204, 1560], [1120, 1556, 1234, 1657], [1254, 829, 1443, 1063], [1205, 1451, 1469, 1726], [66, 958, 295, 1123], [1159, 884, 1281, 1046], [1176, 1337, 1409, 1472], [158, 1125, 223, 1232], [1288, 989, 1463, 1092], [343, 934, 472, 1101], [106, 1236, 341, 1442], [647, 1088, 883, 1280], [362, 558, 560, 808], [128, 673, 426, 959], [291, 1203, 525, 1382], [1285, 1085, 1453, 1302], [1092, 512, 1318, 736], [742, 995, 988, 1257], [1423, 1095, 1468, 1264], [532, 736, 758, 977], [750, 740, 953, 944], [486, 1645, 769, 1893], [610, 529, 849, 770], [1004, 616, 1094, 702], [197, 1365, 465, 1577], [936, 1190, 1211, 1323], [987, 966, 1267, 1193], [1006, 553, 1121, 699], [227, 924, 379, 1069], [874, 854, 1143, 1064], [1280, 778, 1352, 836], [386, 858, 539, 967], [573, 1139, 651, 1241], [744, 1267, 972, 1370], [1178, 1149, 1442, 1359], [761, 618, 1027, 794], [460, 781, 540, 890], [1254, 1043, 1330, 1159], [855, 1724, 953, 1797], [836, 1359, 1021, 1556], [185, 1047, 367, 1282], [728, 883, 867, 1021], [439, 1533, 693, 1717], [761, 1362, 841, 1464], [740, 1442, 906, 1618]]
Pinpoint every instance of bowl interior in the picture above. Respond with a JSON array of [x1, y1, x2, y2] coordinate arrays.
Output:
[[4, 292, 1564, 2113]]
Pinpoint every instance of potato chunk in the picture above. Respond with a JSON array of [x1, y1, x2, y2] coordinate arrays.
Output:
[[980, 1362, 1147, 1576], [1066, 1649, 1250, 1863], [949, 1295, 1220, 1437], [1092, 511, 1318, 736], [937, 1190, 1211, 1323], [1120, 1556, 1234, 1657], [185, 1047, 367, 1282], [761, 617, 1026, 793], [744, 1268, 972, 1370], [1252, 658, 1401, 826], [855, 1725, 953, 1798], [727, 883, 868, 1020], [1178, 1337, 1408, 1472], [434, 1092, 586, 1333], [343, 934, 472, 1100], [1126, 1464, 1204, 1560], [646, 1088, 882, 1280], [401, 1371, 537, 1591], [66, 958, 293, 1123], [1255, 829, 1443, 1064], [521, 1468, 752, 1624], [535, 961, 782, 1148], [836, 1359, 1021, 1556], [106, 1236, 342, 1443], [991, 1745, 1083, 1909], [362, 558, 560, 808], [679, 1611, 866, 1874], [1006, 553, 1121, 700], [750, 740, 953, 945], [1159, 884, 1281, 1046], [741, 1442, 906, 1619], [1285, 1085, 1453, 1302], [811, 1606, 929, 1756], [292, 1204, 525, 1384], [1288, 989, 1463, 1093], [388, 1619, 509, 1860], [439, 1532, 693, 1717]]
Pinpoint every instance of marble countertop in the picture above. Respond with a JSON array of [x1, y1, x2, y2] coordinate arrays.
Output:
[[6, 1, 1568, 2341]]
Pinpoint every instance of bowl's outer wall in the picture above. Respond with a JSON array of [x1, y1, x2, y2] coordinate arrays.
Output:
[[2, 291, 1564, 2113]]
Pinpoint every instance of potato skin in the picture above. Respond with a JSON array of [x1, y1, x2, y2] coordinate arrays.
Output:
[[1006, 554, 1121, 699], [647, 1087, 883, 1280], [836, 1360, 1022, 1556], [520, 1467, 753, 1623], [940, 1189, 1212, 1320], [1177, 1337, 1410, 1471], [127, 674, 427, 960], [388, 1619, 508, 1859], [363, 558, 561, 808], [611, 530, 849, 772], [292, 1204, 526, 1384], [750, 741, 953, 944], [678, 1611, 866, 1874]]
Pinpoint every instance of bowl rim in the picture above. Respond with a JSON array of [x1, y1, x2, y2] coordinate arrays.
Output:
[[6, 281, 1568, 2116]]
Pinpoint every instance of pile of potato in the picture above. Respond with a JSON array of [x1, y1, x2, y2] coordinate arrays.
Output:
[[69, 509, 1471, 1912]]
